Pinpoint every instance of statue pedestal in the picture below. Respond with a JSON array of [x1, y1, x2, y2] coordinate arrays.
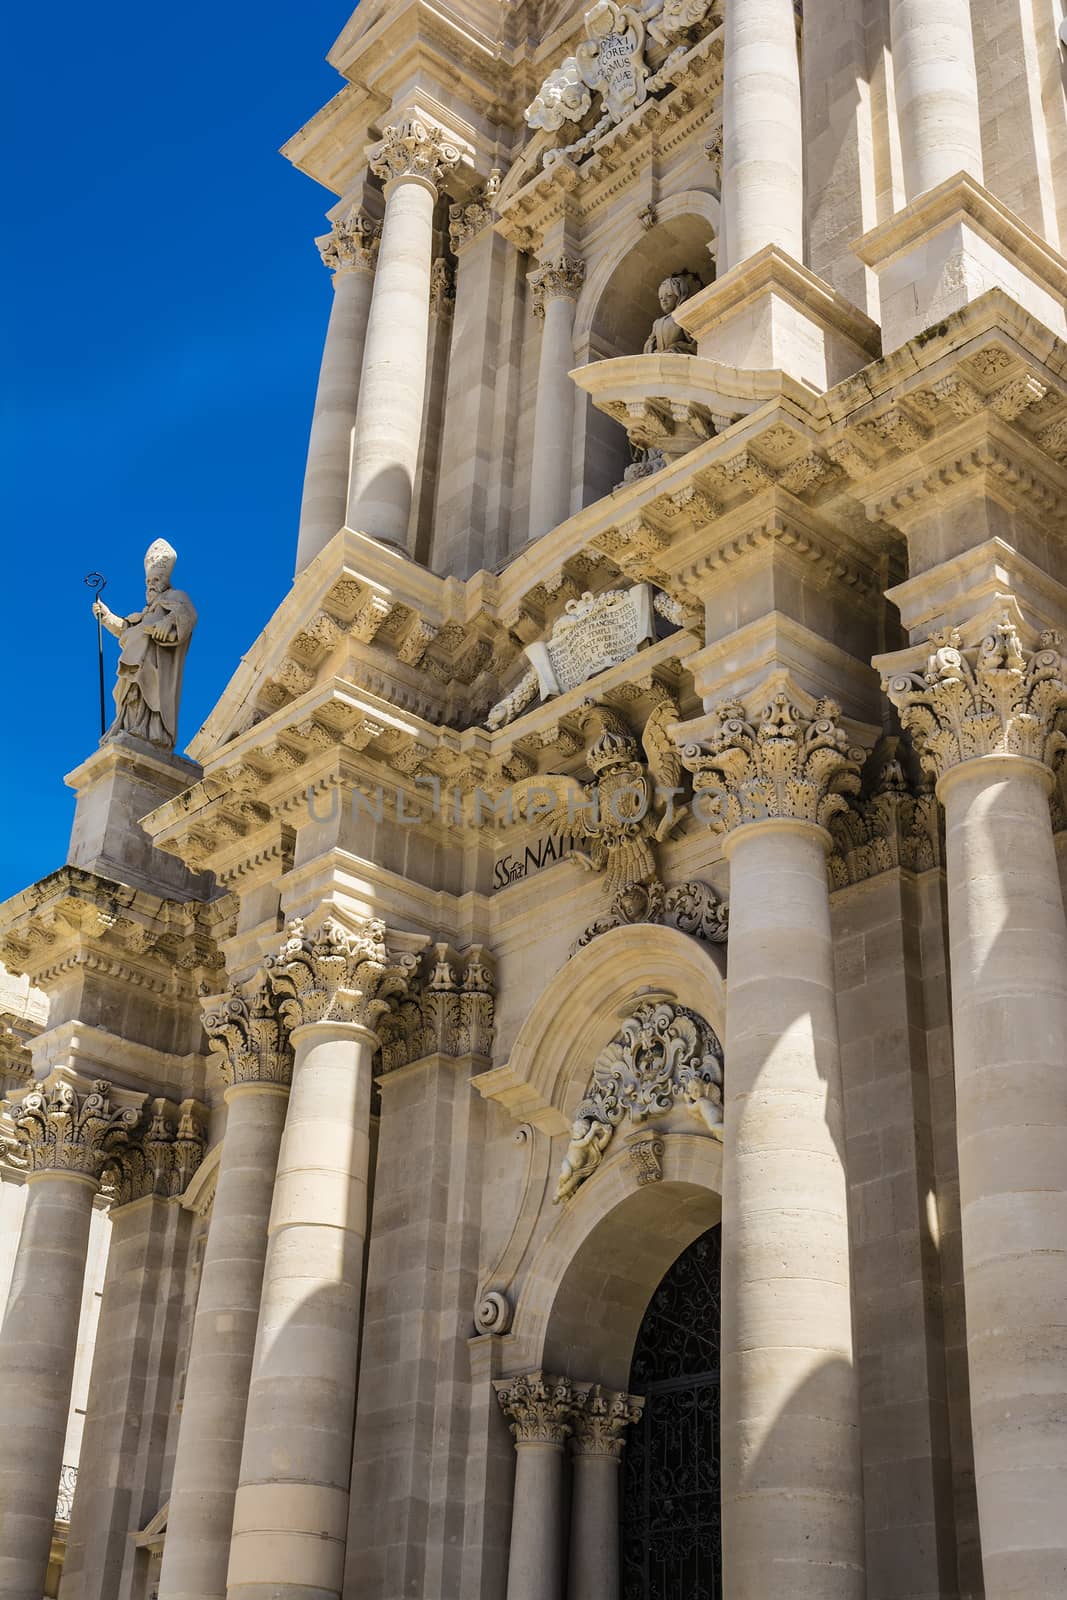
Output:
[[64, 736, 212, 901]]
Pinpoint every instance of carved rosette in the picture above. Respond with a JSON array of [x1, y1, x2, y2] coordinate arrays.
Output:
[[376, 944, 496, 1072], [555, 1001, 724, 1203], [571, 1385, 645, 1459], [4, 1078, 139, 1180], [883, 615, 1067, 785], [316, 207, 381, 277], [265, 916, 420, 1035], [530, 256, 585, 318], [494, 1372, 585, 1446], [369, 115, 462, 192], [102, 1098, 205, 1207], [202, 984, 292, 1088], [681, 692, 866, 835]]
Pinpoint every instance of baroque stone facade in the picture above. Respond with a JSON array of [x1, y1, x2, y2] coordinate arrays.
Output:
[[3, 4, 1067, 1600]]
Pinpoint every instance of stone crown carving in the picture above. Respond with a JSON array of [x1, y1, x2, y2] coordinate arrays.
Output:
[[376, 943, 496, 1072], [265, 915, 420, 1034], [530, 255, 586, 317], [494, 1372, 586, 1445], [4, 1078, 139, 1180], [883, 614, 1067, 783], [681, 693, 866, 834], [369, 115, 462, 190], [555, 1000, 723, 1202], [317, 207, 381, 275], [102, 1098, 205, 1206], [571, 1385, 645, 1458], [202, 983, 293, 1088]]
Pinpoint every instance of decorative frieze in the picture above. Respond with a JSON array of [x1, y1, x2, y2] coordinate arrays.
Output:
[[369, 115, 462, 191], [681, 693, 866, 835], [4, 1077, 139, 1180], [555, 1000, 723, 1202], [376, 943, 496, 1071], [265, 915, 420, 1034], [882, 614, 1067, 783], [494, 1372, 586, 1445], [202, 984, 292, 1088], [102, 1098, 205, 1206], [529, 255, 585, 317], [316, 207, 381, 276], [571, 1385, 645, 1458]]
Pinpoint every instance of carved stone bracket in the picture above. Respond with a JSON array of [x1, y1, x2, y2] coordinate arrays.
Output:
[[265, 915, 421, 1034], [3, 1077, 139, 1180], [529, 255, 586, 317], [555, 1000, 723, 1203], [202, 983, 293, 1088], [369, 115, 462, 191], [571, 1384, 645, 1458], [102, 1098, 205, 1206], [494, 1372, 587, 1445], [316, 206, 381, 276], [882, 613, 1067, 785], [376, 943, 496, 1072]]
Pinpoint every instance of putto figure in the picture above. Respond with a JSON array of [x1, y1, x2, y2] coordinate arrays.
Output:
[[92, 539, 197, 752]]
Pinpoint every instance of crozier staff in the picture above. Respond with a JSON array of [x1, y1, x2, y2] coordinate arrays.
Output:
[[91, 538, 197, 752]]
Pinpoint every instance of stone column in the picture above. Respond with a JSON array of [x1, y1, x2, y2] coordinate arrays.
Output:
[[722, 0, 803, 268], [0, 1076, 138, 1600], [494, 1373, 584, 1600], [226, 917, 419, 1600], [346, 116, 460, 547], [681, 693, 867, 1600], [61, 1102, 204, 1600], [889, 0, 983, 200], [294, 208, 380, 575], [567, 1387, 643, 1600], [885, 616, 1067, 1599], [527, 257, 584, 541], [157, 990, 292, 1600]]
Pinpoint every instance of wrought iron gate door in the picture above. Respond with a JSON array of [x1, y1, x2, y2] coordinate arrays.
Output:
[[620, 1225, 721, 1600]]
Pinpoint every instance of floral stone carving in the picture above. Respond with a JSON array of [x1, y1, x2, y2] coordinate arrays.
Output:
[[555, 1000, 724, 1202], [265, 915, 420, 1034], [369, 115, 462, 190], [102, 1098, 205, 1206], [571, 1385, 645, 1457], [202, 983, 293, 1088], [375, 943, 496, 1071], [494, 1372, 586, 1444], [317, 207, 381, 275], [4, 1077, 140, 1180]]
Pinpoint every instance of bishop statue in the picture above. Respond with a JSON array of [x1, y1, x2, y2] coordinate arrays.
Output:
[[92, 538, 197, 752]]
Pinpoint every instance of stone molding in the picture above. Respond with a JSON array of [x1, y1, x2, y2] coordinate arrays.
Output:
[[316, 207, 381, 277], [494, 1371, 587, 1446], [571, 1384, 645, 1459], [102, 1097, 205, 1206], [680, 692, 866, 835], [369, 115, 461, 191], [376, 942, 495, 1072], [529, 255, 585, 317], [555, 1000, 723, 1203], [265, 914, 421, 1034], [3, 1077, 139, 1180], [883, 613, 1067, 784], [201, 984, 293, 1088]]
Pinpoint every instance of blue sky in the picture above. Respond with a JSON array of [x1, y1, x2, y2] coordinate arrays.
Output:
[[2, 2, 352, 900]]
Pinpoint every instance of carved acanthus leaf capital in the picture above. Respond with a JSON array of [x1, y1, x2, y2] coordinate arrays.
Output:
[[3, 1077, 139, 1181], [494, 1371, 586, 1445], [102, 1098, 205, 1206], [202, 984, 292, 1088], [448, 168, 502, 251], [265, 915, 420, 1035], [828, 743, 942, 889], [680, 692, 866, 835], [883, 614, 1067, 784], [317, 207, 381, 276], [571, 1384, 645, 1458], [377, 943, 496, 1071], [369, 115, 462, 191], [530, 255, 585, 317], [429, 257, 455, 319]]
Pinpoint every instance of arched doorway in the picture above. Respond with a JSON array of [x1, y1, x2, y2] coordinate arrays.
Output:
[[620, 1225, 722, 1600]]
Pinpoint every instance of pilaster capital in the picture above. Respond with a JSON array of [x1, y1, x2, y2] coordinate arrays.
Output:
[[429, 257, 455, 320], [571, 1384, 645, 1459], [680, 691, 866, 835], [3, 1075, 139, 1181], [265, 914, 421, 1035], [529, 255, 585, 317], [369, 115, 462, 193], [377, 942, 496, 1072], [494, 1371, 586, 1446], [447, 168, 503, 252], [202, 983, 292, 1088], [316, 206, 381, 277], [882, 612, 1067, 784], [102, 1097, 205, 1206]]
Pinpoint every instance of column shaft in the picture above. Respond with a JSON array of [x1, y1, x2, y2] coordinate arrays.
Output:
[[528, 289, 579, 541], [568, 1455, 620, 1600], [0, 1173, 96, 1600], [506, 1443, 566, 1600], [157, 1084, 289, 1600], [346, 179, 436, 546], [940, 756, 1067, 1597], [722, 0, 803, 267], [295, 265, 376, 574], [227, 1024, 375, 1600], [721, 819, 865, 1599], [890, 0, 983, 199]]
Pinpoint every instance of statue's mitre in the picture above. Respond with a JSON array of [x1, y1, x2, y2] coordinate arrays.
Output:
[[144, 538, 177, 581]]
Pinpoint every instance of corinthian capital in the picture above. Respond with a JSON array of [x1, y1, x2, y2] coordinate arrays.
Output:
[[377, 943, 496, 1072], [571, 1385, 645, 1459], [202, 983, 292, 1088], [317, 206, 381, 276], [883, 614, 1067, 784], [265, 915, 420, 1034], [103, 1098, 205, 1206], [680, 691, 866, 835], [4, 1076, 139, 1181], [529, 255, 585, 317], [494, 1371, 586, 1446], [369, 115, 461, 191]]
